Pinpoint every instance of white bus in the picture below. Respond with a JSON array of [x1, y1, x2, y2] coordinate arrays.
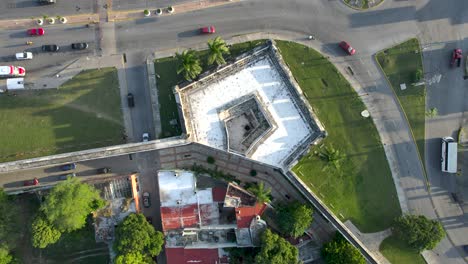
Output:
[[441, 137, 457, 173]]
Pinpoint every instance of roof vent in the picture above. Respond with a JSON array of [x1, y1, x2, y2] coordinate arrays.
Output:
[[177, 200, 182, 205]]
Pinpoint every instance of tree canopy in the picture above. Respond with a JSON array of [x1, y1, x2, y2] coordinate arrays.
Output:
[[277, 201, 313, 238], [0, 189, 18, 245], [0, 243, 14, 264], [247, 182, 271, 204], [114, 213, 164, 261], [115, 251, 149, 264], [207, 37, 230, 66], [254, 229, 299, 264], [31, 216, 61, 249], [393, 214, 445, 252], [176, 49, 202, 81], [39, 177, 105, 233], [321, 233, 366, 264]]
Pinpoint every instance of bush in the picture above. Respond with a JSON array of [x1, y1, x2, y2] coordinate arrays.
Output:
[[143, 9, 150, 16], [207, 156, 215, 164], [413, 69, 423, 82], [250, 169, 257, 177]]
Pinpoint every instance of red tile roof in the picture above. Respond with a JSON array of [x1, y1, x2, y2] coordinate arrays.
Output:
[[161, 204, 199, 230], [212, 187, 227, 202], [166, 248, 220, 264], [235, 203, 267, 228]]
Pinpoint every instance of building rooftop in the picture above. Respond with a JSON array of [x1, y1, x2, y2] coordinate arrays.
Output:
[[159, 170, 213, 207], [165, 248, 224, 264]]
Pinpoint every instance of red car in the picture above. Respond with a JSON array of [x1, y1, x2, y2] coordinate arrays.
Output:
[[339, 41, 356, 55], [27, 28, 45, 36], [451, 48, 462, 67], [200, 26, 216, 34], [24, 178, 39, 186]]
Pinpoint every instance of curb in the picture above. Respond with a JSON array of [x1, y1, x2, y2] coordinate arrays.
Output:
[[146, 56, 162, 139], [374, 38, 430, 190]]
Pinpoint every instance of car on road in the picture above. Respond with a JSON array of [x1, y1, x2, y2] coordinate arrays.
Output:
[[71, 43, 89, 50], [15, 52, 33, 60], [59, 173, 76, 180], [142, 133, 150, 142], [38, 0, 56, 4], [97, 167, 111, 174], [450, 48, 462, 67], [200, 26, 216, 34], [127, 93, 135, 107], [42, 44, 59, 52], [143, 192, 151, 208], [27, 28, 45, 36], [60, 163, 76, 171], [339, 41, 356, 56], [24, 178, 39, 186]]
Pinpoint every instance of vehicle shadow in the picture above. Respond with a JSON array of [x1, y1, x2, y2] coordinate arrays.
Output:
[[177, 29, 200, 38], [9, 32, 29, 39], [135, 17, 159, 25]]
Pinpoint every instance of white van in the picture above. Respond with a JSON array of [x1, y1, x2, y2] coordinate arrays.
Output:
[[441, 137, 457, 173], [6, 78, 24, 90]]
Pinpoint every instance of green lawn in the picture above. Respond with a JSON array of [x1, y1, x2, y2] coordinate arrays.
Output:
[[380, 235, 426, 264], [154, 39, 266, 138], [0, 68, 124, 162], [376, 38, 426, 168], [276, 40, 401, 232]]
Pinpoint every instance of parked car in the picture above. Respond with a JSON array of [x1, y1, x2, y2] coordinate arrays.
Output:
[[127, 93, 135, 107], [27, 28, 45, 36], [15, 52, 33, 60], [38, 0, 56, 4], [142, 133, 150, 142], [71, 43, 89, 50], [143, 192, 151, 208], [339, 41, 356, 56], [60, 163, 76, 171], [463, 245, 468, 253], [42, 44, 59, 52], [59, 173, 76, 180], [97, 167, 111, 174], [200, 26, 216, 34], [24, 178, 39, 186]]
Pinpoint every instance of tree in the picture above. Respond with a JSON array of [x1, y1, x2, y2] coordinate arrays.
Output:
[[0, 243, 13, 264], [176, 49, 202, 81], [393, 215, 445, 252], [247, 182, 271, 204], [207, 37, 230, 66], [277, 201, 313, 238], [254, 229, 299, 264], [225, 247, 259, 264], [321, 233, 365, 264], [114, 214, 164, 260], [31, 217, 61, 249], [39, 177, 104, 232], [0, 189, 17, 245], [319, 145, 346, 171], [115, 251, 151, 264]]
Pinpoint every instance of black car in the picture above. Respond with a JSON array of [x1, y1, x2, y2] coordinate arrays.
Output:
[[97, 167, 111, 174], [71, 43, 89, 50], [127, 93, 135, 107], [42, 44, 59, 52], [38, 0, 56, 4]]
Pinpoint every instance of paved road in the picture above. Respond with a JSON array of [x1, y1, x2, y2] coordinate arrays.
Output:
[[0, 0, 94, 20], [1, 0, 468, 263]]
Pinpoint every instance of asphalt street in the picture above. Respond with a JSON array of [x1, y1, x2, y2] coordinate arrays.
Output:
[[0, 0, 94, 20], [1, 0, 468, 263]]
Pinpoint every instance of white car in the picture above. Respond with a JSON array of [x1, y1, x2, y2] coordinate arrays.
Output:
[[142, 133, 150, 142], [16, 52, 33, 60]]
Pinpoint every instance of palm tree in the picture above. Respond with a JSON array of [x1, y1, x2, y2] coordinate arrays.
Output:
[[207, 37, 230, 66], [247, 182, 271, 204], [176, 50, 202, 81], [318, 145, 346, 171]]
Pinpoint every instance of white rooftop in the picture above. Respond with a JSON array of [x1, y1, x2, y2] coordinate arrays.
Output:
[[186, 57, 311, 166], [158, 170, 214, 207]]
